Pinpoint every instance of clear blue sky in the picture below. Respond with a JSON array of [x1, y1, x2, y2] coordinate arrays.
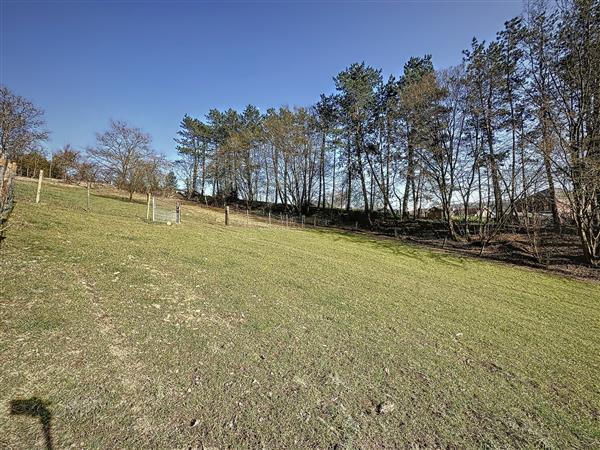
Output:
[[1, 0, 523, 159]]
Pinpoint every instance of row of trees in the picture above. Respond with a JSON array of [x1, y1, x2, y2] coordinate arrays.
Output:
[[1, 1, 597, 265], [0, 85, 177, 198], [15, 145, 90, 181], [174, 0, 599, 265]]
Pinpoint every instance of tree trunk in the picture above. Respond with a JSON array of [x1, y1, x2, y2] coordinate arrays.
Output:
[[330, 147, 336, 213], [192, 154, 199, 195], [201, 146, 206, 196], [486, 139, 503, 219], [346, 138, 352, 211], [318, 133, 325, 208], [402, 133, 415, 219], [355, 133, 370, 221]]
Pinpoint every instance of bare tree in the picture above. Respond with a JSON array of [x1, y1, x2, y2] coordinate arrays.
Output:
[[52, 144, 80, 181], [523, 3, 562, 229], [0, 85, 48, 194], [0, 86, 48, 159], [174, 153, 196, 198], [87, 120, 154, 201], [547, 0, 600, 265]]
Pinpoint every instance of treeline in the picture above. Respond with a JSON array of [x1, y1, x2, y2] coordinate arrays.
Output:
[[1, 1, 598, 265], [13, 145, 93, 182], [174, 1, 599, 265], [0, 85, 177, 198]]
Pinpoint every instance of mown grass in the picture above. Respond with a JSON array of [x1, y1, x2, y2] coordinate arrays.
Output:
[[1, 178, 599, 449]]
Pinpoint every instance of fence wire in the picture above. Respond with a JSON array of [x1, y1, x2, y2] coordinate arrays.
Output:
[[150, 196, 181, 224], [223, 206, 333, 230]]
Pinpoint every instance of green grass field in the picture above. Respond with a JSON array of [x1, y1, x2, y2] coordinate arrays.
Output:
[[1, 178, 599, 449]]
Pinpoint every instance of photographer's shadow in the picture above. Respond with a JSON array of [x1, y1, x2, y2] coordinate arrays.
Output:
[[10, 397, 53, 450]]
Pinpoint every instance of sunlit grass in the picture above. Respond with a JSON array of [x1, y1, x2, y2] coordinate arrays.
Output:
[[1, 178, 599, 448]]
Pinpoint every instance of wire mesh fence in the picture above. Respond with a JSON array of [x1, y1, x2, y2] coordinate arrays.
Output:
[[222, 205, 334, 230], [149, 195, 181, 224]]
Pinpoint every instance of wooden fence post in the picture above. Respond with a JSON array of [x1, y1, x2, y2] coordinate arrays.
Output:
[[176, 202, 181, 224], [394, 228, 398, 239], [302, 215, 305, 228], [313, 216, 316, 227], [246, 209, 249, 225], [225, 206, 229, 225], [355, 221, 358, 230], [87, 182, 91, 211], [268, 211, 271, 226], [152, 195, 155, 222], [35, 169, 43, 203], [146, 193, 151, 221]]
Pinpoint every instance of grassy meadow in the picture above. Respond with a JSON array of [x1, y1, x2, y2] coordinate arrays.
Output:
[[1, 178, 599, 449]]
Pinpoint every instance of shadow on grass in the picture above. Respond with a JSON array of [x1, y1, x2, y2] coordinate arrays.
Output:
[[308, 227, 467, 268], [93, 192, 147, 206], [10, 397, 53, 450], [309, 225, 597, 279]]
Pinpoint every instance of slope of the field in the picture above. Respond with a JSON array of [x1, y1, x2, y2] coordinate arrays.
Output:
[[1, 179, 599, 449]]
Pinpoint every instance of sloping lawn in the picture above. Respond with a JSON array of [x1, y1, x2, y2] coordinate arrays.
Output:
[[1, 178, 599, 449]]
